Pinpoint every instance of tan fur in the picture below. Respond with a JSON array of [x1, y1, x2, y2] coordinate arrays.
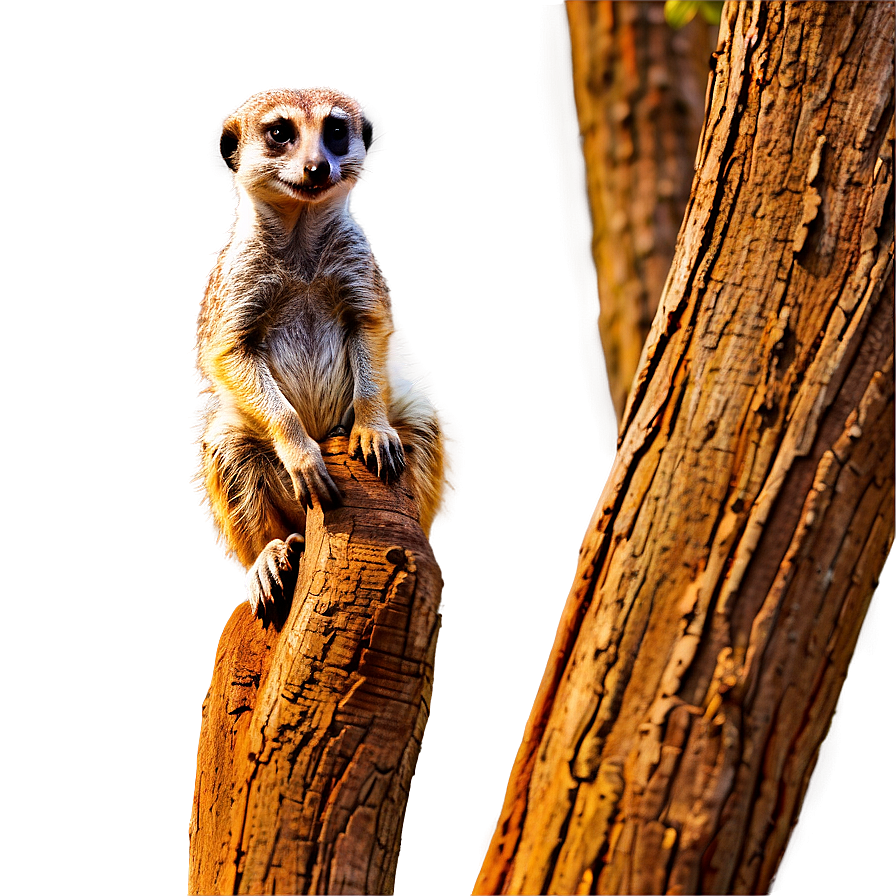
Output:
[[197, 88, 445, 620]]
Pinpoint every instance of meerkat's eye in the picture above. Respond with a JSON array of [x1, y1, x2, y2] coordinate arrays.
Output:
[[266, 121, 296, 146], [323, 116, 350, 156]]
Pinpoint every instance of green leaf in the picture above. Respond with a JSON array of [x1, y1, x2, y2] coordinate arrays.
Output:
[[697, 1, 724, 25], [665, 0, 725, 28], [665, 0, 699, 29]]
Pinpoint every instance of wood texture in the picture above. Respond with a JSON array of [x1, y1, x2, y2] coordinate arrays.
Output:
[[476, 3, 894, 893], [567, 0, 716, 423], [189, 436, 442, 895]]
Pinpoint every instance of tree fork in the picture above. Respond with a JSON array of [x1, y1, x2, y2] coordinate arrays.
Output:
[[476, 2, 894, 894], [189, 436, 442, 895]]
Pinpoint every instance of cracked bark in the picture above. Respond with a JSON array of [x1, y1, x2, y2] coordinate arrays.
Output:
[[189, 436, 442, 895], [475, 3, 894, 894], [566, 0, 717, 424]]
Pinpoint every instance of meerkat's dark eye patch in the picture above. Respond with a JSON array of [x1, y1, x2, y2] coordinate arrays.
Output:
[[266, 120, 296, 147], [323, 115, 350, 156]]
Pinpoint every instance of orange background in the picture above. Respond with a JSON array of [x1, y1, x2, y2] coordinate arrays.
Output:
[[0, 0, 894, 893]]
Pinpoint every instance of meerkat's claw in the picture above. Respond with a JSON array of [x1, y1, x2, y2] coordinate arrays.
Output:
[[286, 448, 342, 511], [350, 423, 405, 483], [380, 437, 406, 483], [247, 535, 305, 626]]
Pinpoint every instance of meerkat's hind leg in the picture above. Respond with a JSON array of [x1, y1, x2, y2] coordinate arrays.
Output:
[[202, 415, 307, 623], [248, 533, 305, 626]]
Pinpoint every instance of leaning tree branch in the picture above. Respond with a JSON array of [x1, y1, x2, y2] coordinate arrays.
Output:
[[476, 3, 894, 893], [566, 0, 716, 423], [189, 436, 442, 895]]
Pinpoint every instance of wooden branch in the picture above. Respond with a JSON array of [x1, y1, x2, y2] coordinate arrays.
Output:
[[189, 436, 442, 895], [476, 3, 894, 893], [567, 0, 716, 423]]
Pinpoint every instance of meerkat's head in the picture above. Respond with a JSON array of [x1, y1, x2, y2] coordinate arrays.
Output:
[[220, 88, 373, 208]]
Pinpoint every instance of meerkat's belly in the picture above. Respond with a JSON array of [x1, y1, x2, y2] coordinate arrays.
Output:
[[266, 300, 355, 442]]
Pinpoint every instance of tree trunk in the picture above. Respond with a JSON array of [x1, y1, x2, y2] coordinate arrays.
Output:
[[566, 0, 716, 424], [475, 3, 894, 894], [189, 437, 442, 895]]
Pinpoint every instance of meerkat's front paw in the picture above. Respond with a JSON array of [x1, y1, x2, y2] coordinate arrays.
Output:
[[350, 422, 406, 483], [248, 533, 305, 625], [278, 439, 342, 510]]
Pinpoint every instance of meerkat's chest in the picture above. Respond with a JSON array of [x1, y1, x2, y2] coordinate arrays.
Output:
[[265, 282, 354, 440]]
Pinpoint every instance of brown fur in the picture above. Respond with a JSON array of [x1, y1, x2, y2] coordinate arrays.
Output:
[[198, 88, 445, 621]]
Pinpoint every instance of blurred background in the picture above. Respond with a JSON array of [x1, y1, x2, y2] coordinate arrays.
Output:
[[1, 1, 891, 892]]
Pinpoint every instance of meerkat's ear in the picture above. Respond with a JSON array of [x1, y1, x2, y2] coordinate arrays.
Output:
[[361, 116, 373, 151], [220, 116, 241, 172]]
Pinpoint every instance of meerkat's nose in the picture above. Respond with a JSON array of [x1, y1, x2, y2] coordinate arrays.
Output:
[[305, 160, 331, 186]]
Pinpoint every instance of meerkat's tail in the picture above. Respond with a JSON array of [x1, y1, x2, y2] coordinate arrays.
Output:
[[389, 379, 446, 536]]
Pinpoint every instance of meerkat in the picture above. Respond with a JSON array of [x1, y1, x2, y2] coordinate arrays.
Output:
[[198, 87, 445, 623]]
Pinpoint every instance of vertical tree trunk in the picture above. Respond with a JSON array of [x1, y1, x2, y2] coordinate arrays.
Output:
[[566, 0, 716, 423], [189, 437, 442, 895], [475, 3, 894, 894]]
